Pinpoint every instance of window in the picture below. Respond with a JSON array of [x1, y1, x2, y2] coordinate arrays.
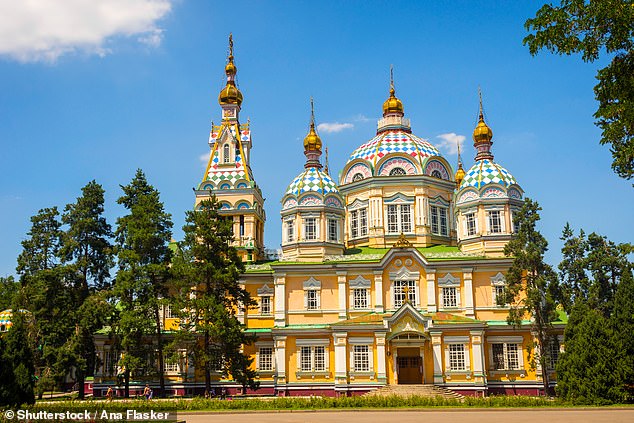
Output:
[[299, 345, 326, 372], [386, 204, 412, 234], [389, 167, 406, 176], [239, 215, 245, 237], [223, 144, 230, 163], [430, 205, 448, 236], [488, 210, 502, 234], [491, 273, 507, 307], [163, 354, 179, 373], [258, 347, 273, 371], [492, 343, 521, 370], [260, 296, 271, 315], [350, 208, 368, 238], [442, 286, 458, 308], [431, 170, 442, 178], [164, 305, 174, 319], [448, 344, 466, 371], [548, 339, 560, 370], [304, 217, 317, 240], [328, 219, 338, 242], [306, 290, 320, 310], [353, 288, 369, 309], [352, 173, 364, 182], [394, 280, 416, 307], [103, 350, 118, 375], [465, 212, 476, 237], [353, 345, 370, 372], [286, 220, 295, 242], [493, 285, 506, 306]]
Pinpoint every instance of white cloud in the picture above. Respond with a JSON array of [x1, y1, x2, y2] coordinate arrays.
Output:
[[353, 114, 372, 123], [317, 122, 354, 133], [0, 0, 172, 63], [199, 153, 208, 163], [435, 133, 466, 155]]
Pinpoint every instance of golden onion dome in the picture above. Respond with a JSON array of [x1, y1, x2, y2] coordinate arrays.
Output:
[[383, 87, 404, 115], [225, 60, 237, 76], [304, 123, 322, 151], [473, 115, 492, 143], [455, 164, 466, 186], [218, 82, 243, 106]]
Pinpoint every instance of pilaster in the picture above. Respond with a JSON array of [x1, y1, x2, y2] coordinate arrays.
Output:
[[333, 332, 348, 386], [463, 268, 474, 317], [375, 332, 387, 383], [431, 331, 443, 384], [470, 330, 486, 385], [274, 274, 286, 327], [273, 336, 287, 386], [426, 270, 437, 312], [337, 271, 348, 319], [374, 271, 384, 312]]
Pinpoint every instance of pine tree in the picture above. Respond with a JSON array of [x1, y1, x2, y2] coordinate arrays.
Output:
[[0, 311, 36, 407], [501, 198, 559, 395], [16, 207, 75, 397], [173, 196, 257, 395], [0, 276, 19, 311], [556, 226, 633, 403], [114, 170, 172, 397], [59, 180, 113, 399]]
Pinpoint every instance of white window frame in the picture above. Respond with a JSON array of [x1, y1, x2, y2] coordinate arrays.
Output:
[[490, 272, 507, 307], [350, 208, 368, 239], [223, 143, 231, 164], [257, 346, 274, 372], [163, 352, 181, 374], [260, 296, 272, 315], [488, 336, 524, 371], [386, 204, 412, 234], [485, 207, 506, 235], [304, 217, 317, 241], [488, 210, 502, 234], [303, 277, 321, 311], [285, 218, 295, 243], [465, 212, 477, 237], [430, 205, 448, 236], [296, 339, 330, 374], [448, 344, 466, 371], [348, 337, 374, 374], [438, 273, 461, 309], [327, 218, 339, 242], [393, 280, 417, 308], [349, 275, 371, 310]]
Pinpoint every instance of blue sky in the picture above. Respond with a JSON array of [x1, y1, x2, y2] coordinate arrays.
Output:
[[0, 0, 631, 278]]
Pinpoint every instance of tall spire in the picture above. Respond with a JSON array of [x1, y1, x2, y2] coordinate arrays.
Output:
[[455, 139, 465, 187], [382, 64, 404, 117], [472, 87, 494, 161], [303, 97, 323, 169], [218, 33, 243, 115], [324, 147, 330, 175]]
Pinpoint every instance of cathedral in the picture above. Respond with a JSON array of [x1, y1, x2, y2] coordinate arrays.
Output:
[[92, 37, 565, 397]]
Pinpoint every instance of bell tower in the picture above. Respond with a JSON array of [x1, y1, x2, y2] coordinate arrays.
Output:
[[195, 34, 266, 263]]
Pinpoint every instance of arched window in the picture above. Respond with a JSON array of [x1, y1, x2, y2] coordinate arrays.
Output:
[[223, 144, 230, 163], [431, 170, 442, 178], [352, 173, 364, 182], [389, 167, 406, 176]]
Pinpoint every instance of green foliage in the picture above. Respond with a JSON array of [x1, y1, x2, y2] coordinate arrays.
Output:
[[524, 0, 634, 180], [172, 195, 257, 393], [0, 311, 36, 407], [0, 276, 19, 310], [556, 225, 634, 403], [502, 198, 559, 394], [113, 169, 173, 397]]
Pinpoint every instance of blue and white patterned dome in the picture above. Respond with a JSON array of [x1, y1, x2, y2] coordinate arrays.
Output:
[[459, 159, 518, 189], [283, 167, 344, 210]]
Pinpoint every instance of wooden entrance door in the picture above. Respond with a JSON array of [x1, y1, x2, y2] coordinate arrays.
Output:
[[397, 348, 422, 384]]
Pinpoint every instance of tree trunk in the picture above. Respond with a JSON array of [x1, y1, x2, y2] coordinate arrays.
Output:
[[204, 331, 211, 395], [124, 369, 130, 398], [155, 306, 165, 397], [77, 369, 85, 399]]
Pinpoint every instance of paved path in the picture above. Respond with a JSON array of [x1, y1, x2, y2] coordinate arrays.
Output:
[[179, 409, 634, 423]]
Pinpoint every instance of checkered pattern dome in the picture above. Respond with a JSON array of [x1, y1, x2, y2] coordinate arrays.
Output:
[[460, 159, 518, 189], [285, 167, 342, 205], [346, 129, 441, 171], [0, 309, 13, 330]]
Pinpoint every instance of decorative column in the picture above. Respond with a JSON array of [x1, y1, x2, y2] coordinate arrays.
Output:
[[375, 332, 387, 384], [274, 274, 286, 327], [426, 270, 437, 312], [237, 280, 246, 323], [470, 330, 486, 386], [337, 271, 347, 320], [333, 332, 348, 392], [374, 271, 384, 312], [462, 268, 474, 317], [431, 331, 443, 384], [273, 336, 287, 394]]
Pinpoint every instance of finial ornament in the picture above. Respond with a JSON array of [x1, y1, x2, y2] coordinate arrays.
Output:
[[218, 33, 243, 107], [228, 33, 234, 59], [310, 96, 315, 128], [394, 232, 412, 248], [478, 86, 484, 121], [324, 147, 330, 175], [390, 64, 394, 91], [472, 87, 494, 160], [303, 97, 323, 168], [383, 65, 404, 116]]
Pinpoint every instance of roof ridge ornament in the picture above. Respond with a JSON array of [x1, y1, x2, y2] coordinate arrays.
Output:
[[472, 87, 494, 161], [394, 232, 412, 248]]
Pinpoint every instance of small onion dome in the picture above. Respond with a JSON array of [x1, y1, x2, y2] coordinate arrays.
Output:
[[383, 87, 404, 115], [225, 60, 237, 76], [218, 81, 243, 106], [455, 163, 466, 187], [304, 123, 322, 152], [473, 114, 492, 143]]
